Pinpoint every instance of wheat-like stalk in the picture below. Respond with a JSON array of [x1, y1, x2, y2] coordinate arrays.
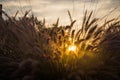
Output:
[[0, 9, 120, 80]]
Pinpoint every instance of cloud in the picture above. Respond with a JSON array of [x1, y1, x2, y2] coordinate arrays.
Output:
[[0, 0, 119, 25]]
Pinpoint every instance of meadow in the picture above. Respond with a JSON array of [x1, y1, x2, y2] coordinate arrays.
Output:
[[0, 9, 120, 80]]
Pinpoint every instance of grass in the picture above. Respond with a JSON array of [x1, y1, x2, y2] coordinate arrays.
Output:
[[0, 10, 120, 80]]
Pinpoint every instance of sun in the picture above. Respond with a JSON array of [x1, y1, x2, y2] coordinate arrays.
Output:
[[68, 45, 77, 52]]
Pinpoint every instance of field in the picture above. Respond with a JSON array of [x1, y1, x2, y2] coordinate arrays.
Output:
[[0, 9, 120, 80]]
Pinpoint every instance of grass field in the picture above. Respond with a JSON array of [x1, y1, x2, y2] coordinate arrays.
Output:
[[0, 10, 120, 80]]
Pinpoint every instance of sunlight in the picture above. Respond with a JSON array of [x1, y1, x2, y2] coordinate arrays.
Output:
[[68, 37, 72, 41], [68, 45, 77, 52]]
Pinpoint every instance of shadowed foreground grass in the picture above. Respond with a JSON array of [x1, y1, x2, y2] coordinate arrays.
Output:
[[0, 10, 120, 80]]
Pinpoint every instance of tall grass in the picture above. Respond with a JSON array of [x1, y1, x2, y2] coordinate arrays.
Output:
[[0, 10, 120, 80]]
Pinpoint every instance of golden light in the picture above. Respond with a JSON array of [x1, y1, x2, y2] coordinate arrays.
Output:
[[68, 45, 77, 52], [68, 37, 72, 41]]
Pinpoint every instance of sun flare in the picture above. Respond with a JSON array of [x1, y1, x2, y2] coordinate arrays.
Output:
[[68, 45, 77, 52]]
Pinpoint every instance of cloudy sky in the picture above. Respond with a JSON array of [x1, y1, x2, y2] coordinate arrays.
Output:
[[0, 0, 120, 25]]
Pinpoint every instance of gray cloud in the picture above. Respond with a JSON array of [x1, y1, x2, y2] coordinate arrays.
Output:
[[109, 0, 120, 8], [0, 0, 119, 25]]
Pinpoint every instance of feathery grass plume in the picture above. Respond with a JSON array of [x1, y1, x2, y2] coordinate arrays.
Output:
[[70, 20, 76, 29], [87, 18, 99, 30], [71, 29, 75, 42], [65, 10, 76, 31], [84, 11, 93, 31], [75, 29, 81, 40], [68, 10, 73, 23], [14, 11, 19, 19], [54, 18, 59, 27], [61, 29, 65, 37], [23, 10, 31, 18], [84, 24, 98, 40], [0, 9, 120, 80], [81, 10, 87, 35], [65, 20, 76, 32]]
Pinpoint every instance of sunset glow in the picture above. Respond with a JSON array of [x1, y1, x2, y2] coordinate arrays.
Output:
[[68, 45, 77, 52]]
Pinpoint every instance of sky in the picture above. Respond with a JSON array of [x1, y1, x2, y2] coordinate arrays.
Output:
[[0, 0, 120, 25]]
